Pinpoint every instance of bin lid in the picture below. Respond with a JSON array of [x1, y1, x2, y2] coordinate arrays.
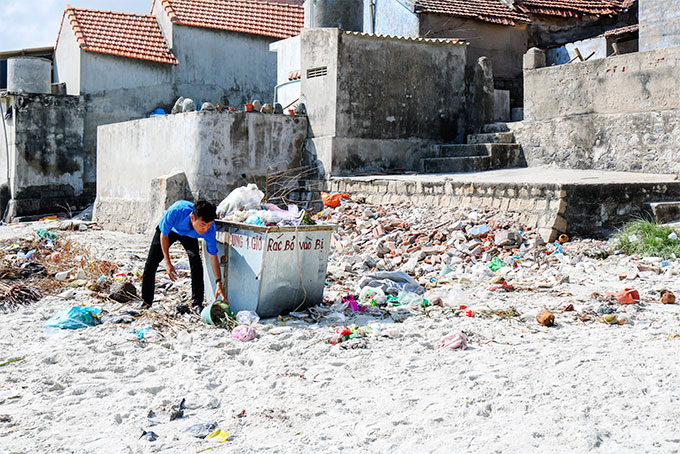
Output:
[[216, 220, 336, 233]]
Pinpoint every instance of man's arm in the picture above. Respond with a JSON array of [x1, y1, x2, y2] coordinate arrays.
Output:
[[160, 233, 178, 281], [210, 253, 227, 302]]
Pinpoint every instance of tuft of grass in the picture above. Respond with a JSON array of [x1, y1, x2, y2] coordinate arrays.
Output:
[[615, 220, 680, 258]]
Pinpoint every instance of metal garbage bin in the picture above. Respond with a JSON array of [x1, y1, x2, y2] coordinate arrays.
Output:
[[201, 220, 335, 318]]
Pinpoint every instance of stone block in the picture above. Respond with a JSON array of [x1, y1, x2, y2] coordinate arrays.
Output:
[[535, 199, 548, 211], [552, 215, 568, 233], [148, 171, 189, 233], [520, 199, 535, 211], [523, 47, 546, 70]]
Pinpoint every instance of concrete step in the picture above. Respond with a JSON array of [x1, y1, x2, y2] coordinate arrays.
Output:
[[422, 156, 491, 173], [643, 201, 680, 224], [422, 143, 525, 173], [435, 144, 490, 158], [467, 132, 515, 144], [482, 122, 510, 133]]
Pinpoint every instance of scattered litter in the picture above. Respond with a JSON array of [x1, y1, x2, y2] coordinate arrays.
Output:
[[434, 332, 468, 350], [140, 430, 158, 442], [205, 428, 231, 443], [235, 311, 260, 325], [536, 309, 555, 327], [185, 422, 218, 439], [321, 192, 349, 208], [43, 306, 102, 329], [232, 325, 257, 342], [615, 288, 640, 305], [169, 398, 186, 421]]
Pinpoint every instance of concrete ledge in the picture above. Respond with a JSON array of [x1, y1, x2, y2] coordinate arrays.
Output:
[[324, 168, 680, 240]]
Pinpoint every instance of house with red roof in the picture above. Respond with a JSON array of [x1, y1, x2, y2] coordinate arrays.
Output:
[[53, 0, 303, 194]]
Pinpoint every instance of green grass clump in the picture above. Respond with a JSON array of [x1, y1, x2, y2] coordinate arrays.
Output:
[[615, 220, 680, 258]]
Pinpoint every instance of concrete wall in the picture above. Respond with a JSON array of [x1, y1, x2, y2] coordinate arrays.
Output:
[[0, 93, 88, 219], [515, 45, 680, 174], [525, 46, 680, 121], [639, 0, 680, 51], [54, 9, 280, 200], [53, 24, 81, 95], [94, 111, 308, 233], [419, 16, 528, 80], [270, 36, 301, 108], [79, 52, 175, 191], [301, 28, 468, 175], [0, 97, 13, 187], [172, 25, 277, 106]]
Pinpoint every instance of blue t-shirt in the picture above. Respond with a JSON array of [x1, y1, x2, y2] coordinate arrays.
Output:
[[159, 201, 218, 255]]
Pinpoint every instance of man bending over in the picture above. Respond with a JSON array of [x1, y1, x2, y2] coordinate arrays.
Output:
[[141, 200, 226, 313]]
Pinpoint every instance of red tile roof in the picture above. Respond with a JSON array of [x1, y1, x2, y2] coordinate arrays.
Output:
[[515, 1, 628, 18], [154, 0, 304, 39], [600, 23, 638, 37], [56, 5, 178, 65], [416, 0, 530, 26], [416, 0, 632, 26]]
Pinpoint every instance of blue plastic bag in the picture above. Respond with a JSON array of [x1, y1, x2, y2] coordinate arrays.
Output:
[[43, 307, 103, 330]]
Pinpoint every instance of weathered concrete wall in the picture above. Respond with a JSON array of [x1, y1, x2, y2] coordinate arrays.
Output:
[[509, 109, 680, 175], [515, 45, 680, 174], [94, 111, 308, 233], [419, 16, 527, 107], [524, 46, 680, 122], [270, 36, 301, 108], [639, 0, 680, 51], [419, 16, 528, 81], [336, 32, 466, 140], [301, 28, 339, 139], [301, 28, 468, 175], [0, 92, 88, 219]]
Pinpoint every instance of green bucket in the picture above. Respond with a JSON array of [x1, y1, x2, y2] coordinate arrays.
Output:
[[200, 299, 233, 326]]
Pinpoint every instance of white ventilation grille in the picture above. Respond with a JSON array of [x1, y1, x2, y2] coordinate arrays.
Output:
[[306, 66, 328, 79]]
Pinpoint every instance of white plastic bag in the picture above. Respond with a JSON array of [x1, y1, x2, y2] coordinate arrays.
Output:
[[216, 184, 264, 218]]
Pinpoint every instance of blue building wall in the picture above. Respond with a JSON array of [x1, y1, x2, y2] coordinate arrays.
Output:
[[363, 0, 420, 37]]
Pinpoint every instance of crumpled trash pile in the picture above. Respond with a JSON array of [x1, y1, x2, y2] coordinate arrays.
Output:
[[216, 184, 318, 228], [310, 197, 680, 330]]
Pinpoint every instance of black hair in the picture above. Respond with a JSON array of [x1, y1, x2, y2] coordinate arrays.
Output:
[[192, 200, 216, 222]]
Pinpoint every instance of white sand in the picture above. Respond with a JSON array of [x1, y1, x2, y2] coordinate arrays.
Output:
[[2, 224, 680, 453]]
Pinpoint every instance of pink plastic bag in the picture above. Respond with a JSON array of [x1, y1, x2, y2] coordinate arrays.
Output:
[[434, 331, 468, 350], [232, 325, 257, 342]]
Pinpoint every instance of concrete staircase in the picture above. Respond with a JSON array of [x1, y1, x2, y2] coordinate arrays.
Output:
[[422, 124, 525, 173]]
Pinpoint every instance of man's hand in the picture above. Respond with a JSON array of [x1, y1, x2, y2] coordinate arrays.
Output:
[[215, 284, 227, 302], [165, 261, 178, 281]]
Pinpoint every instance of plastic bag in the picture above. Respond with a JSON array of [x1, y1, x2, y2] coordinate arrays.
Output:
[[216, 184, 264, 218], [434, 332, 468, 350], [43, 306, 102, 330], [235, 311, 260, 325], [358, 286, 386, 307], [232, 325, 257, 342], [358, 271, 424, 295], [321, 192, 349, 208]]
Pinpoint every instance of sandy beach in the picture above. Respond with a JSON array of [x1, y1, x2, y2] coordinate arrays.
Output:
[[2, 216, 680, 453]]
